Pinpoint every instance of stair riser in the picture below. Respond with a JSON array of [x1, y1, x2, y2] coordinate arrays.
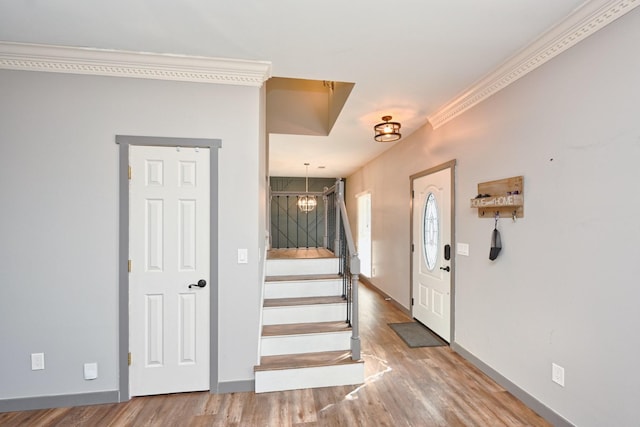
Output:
[[255, 363, 364, 393], [261, 331, 351, 356], [264, 279, 343, 299], [266, 258, 339, 276], [262, 304, 346, 325]]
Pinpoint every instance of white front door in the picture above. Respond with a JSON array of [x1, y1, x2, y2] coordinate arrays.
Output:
[[412, 167, 452, 342], [129, 145, 210, 396]]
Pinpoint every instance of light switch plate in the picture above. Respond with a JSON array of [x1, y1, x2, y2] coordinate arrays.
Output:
[[238, 248, 248, 264], [457, 243, 470, 256]]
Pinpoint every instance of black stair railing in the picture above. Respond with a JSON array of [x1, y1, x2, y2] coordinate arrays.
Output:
[[324, 185, 336, 252], [270, 191, 324, 248]]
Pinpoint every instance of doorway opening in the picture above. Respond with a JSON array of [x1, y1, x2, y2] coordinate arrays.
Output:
[[410, 160, 456, 343], [356, 192, 372, 278], [116, 135, 221, 400]]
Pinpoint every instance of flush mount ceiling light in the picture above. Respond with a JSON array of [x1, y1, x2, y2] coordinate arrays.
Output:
[[297, 163, 317, 213], [374, 115, 401, 142]]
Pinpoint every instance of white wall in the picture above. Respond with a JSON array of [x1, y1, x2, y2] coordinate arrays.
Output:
[[347, 9, 640, 427], [0, 69, 264, 400]]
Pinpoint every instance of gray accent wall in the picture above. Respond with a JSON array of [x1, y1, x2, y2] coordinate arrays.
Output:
[[0, 70, 265, 407], [346, 9, 640, 427], [270, 177, 336, 249]]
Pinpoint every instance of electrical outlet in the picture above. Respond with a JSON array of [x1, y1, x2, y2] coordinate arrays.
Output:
[[457, 243, 470, 256], [84, 363, 98, 380], [31, 353, 45, 371], [552, 363, 565, 386]]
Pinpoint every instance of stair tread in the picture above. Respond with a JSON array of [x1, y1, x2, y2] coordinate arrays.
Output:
[[262, 321, 351, 337], [255, 350, 362, 372], [264, 296, 345, 308], [265, 273, 341, 282]]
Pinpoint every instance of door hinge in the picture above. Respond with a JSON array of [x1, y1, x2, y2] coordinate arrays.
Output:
[[128, 165, 132, 180], [128, 259, 131, 272], [411, 243, 414, 252], [412, 190, 415, 198], [411, 297, 414, 306], [128, 352, 132, 366]]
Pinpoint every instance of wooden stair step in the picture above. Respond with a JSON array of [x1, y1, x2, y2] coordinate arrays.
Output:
[[262, 321, 350, 337], [264, 296, 344, 308], [255, 350, 361, 372], [265, 273, 340, 282]]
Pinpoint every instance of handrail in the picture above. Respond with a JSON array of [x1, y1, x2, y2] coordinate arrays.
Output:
[[333, 179, 361, 361], [338, 200, 358, 265], [271, 190, 325, 196]]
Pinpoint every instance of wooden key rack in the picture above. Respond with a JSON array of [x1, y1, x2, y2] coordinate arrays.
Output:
[[470, 175, 524, 219]]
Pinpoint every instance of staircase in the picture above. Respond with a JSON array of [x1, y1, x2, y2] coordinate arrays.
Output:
[[254, 252, 364, 393]]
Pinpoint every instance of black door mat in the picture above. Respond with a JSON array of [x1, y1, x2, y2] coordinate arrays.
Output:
[[388, 322, 447, 348]]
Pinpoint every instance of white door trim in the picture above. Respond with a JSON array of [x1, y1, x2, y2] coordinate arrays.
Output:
[[356, 191, 372, 278], [409, 160, 456, 343], [116, 135, 222, 401]]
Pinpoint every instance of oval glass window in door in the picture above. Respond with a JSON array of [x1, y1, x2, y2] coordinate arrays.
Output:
[[423, 192, 439, 270]]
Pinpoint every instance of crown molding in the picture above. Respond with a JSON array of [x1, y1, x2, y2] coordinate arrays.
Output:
[[428, 0, 639, 129], [0, 42, 271, 87]]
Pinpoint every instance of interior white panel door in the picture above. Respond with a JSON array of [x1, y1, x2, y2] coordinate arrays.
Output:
[[129, 145, 210, 396], [412, 168, 452, 342]]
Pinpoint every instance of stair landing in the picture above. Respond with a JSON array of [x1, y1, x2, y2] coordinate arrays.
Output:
[[267, 248, 335, 259]]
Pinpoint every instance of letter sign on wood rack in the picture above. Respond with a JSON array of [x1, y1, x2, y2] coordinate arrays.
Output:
[[470, 176, 524, 219]]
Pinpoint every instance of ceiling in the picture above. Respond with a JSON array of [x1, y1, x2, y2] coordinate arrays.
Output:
[[0, 0, 591, 178]]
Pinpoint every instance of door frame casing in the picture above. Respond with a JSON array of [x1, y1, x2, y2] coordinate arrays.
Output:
[[409, 159, 456, 344], [355, 190, 372, 278], [116, 135, 222, 401]]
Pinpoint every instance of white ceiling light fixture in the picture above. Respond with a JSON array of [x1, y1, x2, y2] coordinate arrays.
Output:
[[297, 163, 317, 213], [374, 115, 401, 142]]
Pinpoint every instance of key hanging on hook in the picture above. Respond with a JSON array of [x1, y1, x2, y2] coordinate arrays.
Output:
[[490, 211, 502, 261]]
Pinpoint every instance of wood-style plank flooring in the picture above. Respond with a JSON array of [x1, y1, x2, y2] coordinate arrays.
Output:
[[0, 281, 551, 426], [267, 248, 335, 259]]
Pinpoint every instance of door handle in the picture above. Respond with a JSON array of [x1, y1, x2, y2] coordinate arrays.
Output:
[[189, 279, 207, 289], [439, 266, 450, 272]]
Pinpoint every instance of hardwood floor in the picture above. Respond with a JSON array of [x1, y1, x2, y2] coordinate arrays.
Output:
[[0, 282, 550, 426], [267, 248, 335, 260]]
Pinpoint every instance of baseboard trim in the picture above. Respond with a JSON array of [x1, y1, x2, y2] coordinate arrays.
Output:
[[451, 343, 574, 427], [216, 379, 255, 393], [358, 276, 410, 316], [0, 390, 119, 413]]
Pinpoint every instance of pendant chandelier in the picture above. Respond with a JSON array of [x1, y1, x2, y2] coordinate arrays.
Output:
[[297, 163, 317, 213], [374, 115, 401, 142]]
